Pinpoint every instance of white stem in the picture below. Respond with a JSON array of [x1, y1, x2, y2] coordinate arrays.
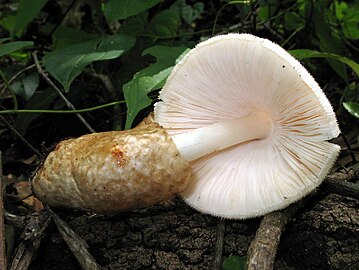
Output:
[[172, 111, 272, 161]]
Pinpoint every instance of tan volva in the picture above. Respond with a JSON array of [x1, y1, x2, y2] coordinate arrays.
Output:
[[32, 117, 191, 214]]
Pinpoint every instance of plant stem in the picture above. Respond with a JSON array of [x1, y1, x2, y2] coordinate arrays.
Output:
[[0, 101, 125, 114], [0, 115, 43, 157]]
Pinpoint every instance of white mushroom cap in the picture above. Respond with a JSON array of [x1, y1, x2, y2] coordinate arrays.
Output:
[[154, 33, 340, 219]]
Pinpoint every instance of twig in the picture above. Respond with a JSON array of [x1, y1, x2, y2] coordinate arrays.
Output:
[[46, 206, 101, 270], [246, 169, 359, 270], [247, 202, 303, 270], [341, 133, 357, 163], [0, 115, 43, 157], [212, 218, 225, 270], [9, 211, 52, 270], [4, 211, 26, 229], [91, 73, 123, 130], [32, 51, 96, 133], [0, 151, 7, 270], [322, 170, 359, 199]]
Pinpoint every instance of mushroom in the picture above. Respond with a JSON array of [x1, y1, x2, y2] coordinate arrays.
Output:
[[33, 33, 340, 218], [154, 33, 340, 219]]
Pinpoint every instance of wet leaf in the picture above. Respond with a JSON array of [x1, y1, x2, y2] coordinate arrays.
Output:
[[343, 102, 359, 119], [0, 41, 33, 57], [104, 0, 160, 21], [9, 72, 39, 101], [43, 34, 135, 91], [12, 0, 48, 37], [312, 6, 347, 80], [149, 9, 180, 37], [223, 255, 247, 270], [123, 46, 188, 129], [289, 49, 359, 77]]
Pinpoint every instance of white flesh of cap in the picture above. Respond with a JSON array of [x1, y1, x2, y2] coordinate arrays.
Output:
[[154, 33, 340, 219]]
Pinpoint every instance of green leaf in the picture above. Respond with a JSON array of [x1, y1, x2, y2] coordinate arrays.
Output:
[[312, 6, 347, 80], [341, 5, 359, 40], [0, 41, 33, 57], [123, 68, 172, 129], [182, 2, 204, 24], [289, 49, 359, 77], [9, 72, 39, 101], [148, 9, 180, 37], [343, 102, 359, 119], [43, 34, 136, 92], [15, 88, 57, 135], [12, 0, 48, 37], [123, 46, 188, 129], [104, 0, 160, 21], [0, 16, 16, 33], [284, 12, 305, 31], [223, 255, 247, 270], [118, 12, 149, 36], [51, 26, 98, 50]]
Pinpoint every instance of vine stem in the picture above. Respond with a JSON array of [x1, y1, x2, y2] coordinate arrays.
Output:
[[32, 51, 96, 133], [0, 100, 125, 114]]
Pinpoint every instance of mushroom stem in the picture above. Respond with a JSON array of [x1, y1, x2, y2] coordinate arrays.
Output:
[[172, 111, 272, 161]]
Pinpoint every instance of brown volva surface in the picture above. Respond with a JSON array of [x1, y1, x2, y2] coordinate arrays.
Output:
[[32, 120, 191, 214]]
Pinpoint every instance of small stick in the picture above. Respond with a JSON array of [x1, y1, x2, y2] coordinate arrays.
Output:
[[323, 179, 359, 199], [4, 211, 26, 229], [0, 151, 7, 270], [0, 115, 43, 157], [247, 202, 302, 270], [9, 212, 52, 270], [246, 169, 359, 270], [46, 206, 101, 270], [32, 51, 96, 133], [212, 218, 226, 270], [322, 171, 359, 199]]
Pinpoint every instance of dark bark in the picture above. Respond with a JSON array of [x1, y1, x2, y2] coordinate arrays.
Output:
[[28, 194, 358, 270]]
